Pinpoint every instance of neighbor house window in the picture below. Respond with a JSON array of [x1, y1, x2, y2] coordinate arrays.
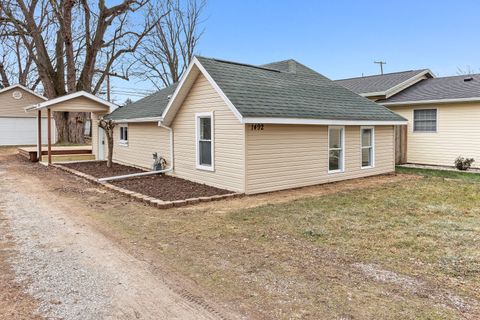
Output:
[[413, 109, 437, 132], [328, 126, 344, 173], [119, 125, 128, 146], [361, 127, 374, 168], [196, 112, 214, 171]]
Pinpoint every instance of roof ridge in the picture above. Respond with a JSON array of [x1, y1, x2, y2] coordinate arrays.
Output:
[[261, 58, 297, 66], [429, 73, 480, 80], [336, 69, 429, 81], [195, 55, 281, 73]]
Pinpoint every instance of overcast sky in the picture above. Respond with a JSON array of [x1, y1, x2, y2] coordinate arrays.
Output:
[[110, 0, 480, 103]]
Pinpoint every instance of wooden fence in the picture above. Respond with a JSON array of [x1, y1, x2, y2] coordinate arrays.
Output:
[[395, 125, 407, 165]]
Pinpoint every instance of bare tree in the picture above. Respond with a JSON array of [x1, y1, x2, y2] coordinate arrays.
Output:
[[134, 0, 205, 89], [0, 29, 39, 88], [98, 119, 116, 167], [0, 0, 165, 143]]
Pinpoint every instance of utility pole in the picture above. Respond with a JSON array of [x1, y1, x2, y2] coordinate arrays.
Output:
[[374, 61, 386, 75], [106, 73, 111, 102]]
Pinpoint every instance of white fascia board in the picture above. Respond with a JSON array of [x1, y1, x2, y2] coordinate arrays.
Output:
[[0, 84, 47, 101], [358, 70, 434, 99], [193, 58, 243, 121], [384, 69, 434, 99], [111, 117, 162, 123], [160, 60, 196, 124], [26, 91, 117, 111], [161, 57, 243, 125], [242, 117, 407, 125], [360, 91, 386, 97], [382, 97, 480, 106]]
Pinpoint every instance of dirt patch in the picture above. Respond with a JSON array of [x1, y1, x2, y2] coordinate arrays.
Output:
[[62, 161, 144, 178], [112, 175, 232, 201]]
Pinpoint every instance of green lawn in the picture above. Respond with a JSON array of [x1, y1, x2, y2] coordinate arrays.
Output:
[[88, 170, 480, 319], [396, 165, 480, 182]]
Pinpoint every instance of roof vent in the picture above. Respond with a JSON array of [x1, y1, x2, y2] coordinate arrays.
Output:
[[167, 94, 172, 100], [464, 77, 474, 82]]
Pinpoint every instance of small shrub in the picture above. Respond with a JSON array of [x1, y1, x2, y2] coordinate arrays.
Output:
[[454, 156, 475, 171]]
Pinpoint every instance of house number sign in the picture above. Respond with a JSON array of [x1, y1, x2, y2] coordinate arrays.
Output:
[[250, 123, 264, 131]]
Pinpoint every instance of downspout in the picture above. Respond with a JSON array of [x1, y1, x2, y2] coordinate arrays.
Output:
[[98, 122, 174, 182]]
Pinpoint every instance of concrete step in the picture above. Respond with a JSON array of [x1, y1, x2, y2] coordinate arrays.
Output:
[[41, 153, 96, 162]]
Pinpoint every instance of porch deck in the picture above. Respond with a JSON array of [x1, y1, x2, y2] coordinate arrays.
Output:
[[18, 145, 93, 162]]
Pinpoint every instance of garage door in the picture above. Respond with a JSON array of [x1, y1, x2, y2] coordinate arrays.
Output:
[[0, 117, 57, 146]]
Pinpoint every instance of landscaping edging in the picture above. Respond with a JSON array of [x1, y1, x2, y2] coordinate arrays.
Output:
[[52, 164, 242, 209]]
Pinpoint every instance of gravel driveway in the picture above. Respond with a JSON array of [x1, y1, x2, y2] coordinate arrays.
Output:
[[0, 155, 227, 320]]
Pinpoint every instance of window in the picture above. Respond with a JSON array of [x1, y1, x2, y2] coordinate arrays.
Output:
[[119, 125, 128, 146], [414, 109, 437, 132], [361, 127, 374, 168], [328, 126, 344, 173], [196, 112, 214, 170]]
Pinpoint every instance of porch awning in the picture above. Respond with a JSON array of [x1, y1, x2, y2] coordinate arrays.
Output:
[[25, 91, 116, 113]]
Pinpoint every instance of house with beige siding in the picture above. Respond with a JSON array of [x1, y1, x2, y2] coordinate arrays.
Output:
[[0, 84, 57, 145], [99, 56, 406, 194], [337, 71, 480, 168]]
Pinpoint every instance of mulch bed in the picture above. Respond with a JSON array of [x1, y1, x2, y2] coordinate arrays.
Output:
[[62, 161, 145, 178], [112, 175, 232, 201], [62, 161, 231, 201]]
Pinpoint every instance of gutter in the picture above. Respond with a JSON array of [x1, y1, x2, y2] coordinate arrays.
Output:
[[97, 122, 174, 182], [110, 116, 163, 123]]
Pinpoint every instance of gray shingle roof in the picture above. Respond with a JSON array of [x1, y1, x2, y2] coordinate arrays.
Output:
[[335, 69, 430, 95], [107, 83, 178, 120], [195, 56, 405, 122], [378, 74, 480, 104]]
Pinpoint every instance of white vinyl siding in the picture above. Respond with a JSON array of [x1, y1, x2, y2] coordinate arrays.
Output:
[[111, 122, 170, 169], [389, 103, 480, 167], [245, 125, 394, 194], [170, 74, 245, 192], [0, 89, 45, 118]]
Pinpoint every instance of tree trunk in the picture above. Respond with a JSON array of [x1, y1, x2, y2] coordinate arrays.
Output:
[[53, 111, 87, 144], [106, 131, 114, 168]]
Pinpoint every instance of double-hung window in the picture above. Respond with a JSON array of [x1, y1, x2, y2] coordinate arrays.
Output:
[[361, 127, 374, 168], [328, 126, 344, 173], [119, 125, 128, 146], [196, 112, 214, 171], [413, 109, 437, 132]]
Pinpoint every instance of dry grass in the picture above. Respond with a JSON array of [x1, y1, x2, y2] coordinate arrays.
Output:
[[89, 175, 480, 319], [3, 150, 479, 319]]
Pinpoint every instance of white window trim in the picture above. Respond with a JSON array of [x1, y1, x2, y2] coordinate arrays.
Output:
[[328, 126, 345, 174], [412, 108, 438, 133], [195, 111, 214, 171], [360, 126, 375, 169], [119, 124, 128, 146]]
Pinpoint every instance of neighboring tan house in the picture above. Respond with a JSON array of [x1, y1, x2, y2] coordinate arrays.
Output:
[[97, 56, 406, 194], [337, 71, 480, 168], [0, 84, 56, 145]]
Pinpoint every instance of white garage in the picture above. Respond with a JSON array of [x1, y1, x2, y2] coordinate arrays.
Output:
[[0, 117, 55, 146], [0, 84, 56, 146]]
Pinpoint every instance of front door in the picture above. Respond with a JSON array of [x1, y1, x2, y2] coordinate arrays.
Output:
[[98, 127, 105, 160]]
